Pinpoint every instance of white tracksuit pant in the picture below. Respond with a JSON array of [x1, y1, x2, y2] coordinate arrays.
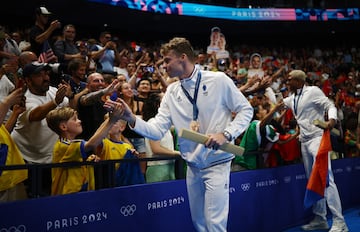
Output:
[[301, 136, 345, 223], [186, 161, 231, 232]]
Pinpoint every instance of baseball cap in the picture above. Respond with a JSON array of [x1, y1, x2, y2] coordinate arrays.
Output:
[[23, 61, 51, 77], [35, 6, 52, 15]]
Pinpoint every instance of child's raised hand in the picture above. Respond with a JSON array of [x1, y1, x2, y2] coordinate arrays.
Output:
[[104, 98, 134, 123]]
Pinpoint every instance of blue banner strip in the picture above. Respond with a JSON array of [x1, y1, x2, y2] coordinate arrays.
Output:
[[88, 0, 360, 21]]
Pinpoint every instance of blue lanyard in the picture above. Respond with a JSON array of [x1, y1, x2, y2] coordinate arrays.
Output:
[[181, 71, 202, 121], [293, 87, 303, 115]]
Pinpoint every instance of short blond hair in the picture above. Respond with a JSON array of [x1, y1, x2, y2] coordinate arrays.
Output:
[[46, 107, 77, 135], [160, 37, 196, 63], [289, 70, 306, 82]]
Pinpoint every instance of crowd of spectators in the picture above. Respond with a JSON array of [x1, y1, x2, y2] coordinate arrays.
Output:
[[1, 5, 360, 202]]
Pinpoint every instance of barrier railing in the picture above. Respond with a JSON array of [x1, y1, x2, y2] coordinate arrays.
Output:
[[0, 155, 186, 198], [0, 148, 300, 198]]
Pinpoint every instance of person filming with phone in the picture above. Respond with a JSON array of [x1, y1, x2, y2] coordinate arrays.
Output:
[[90, 31, 120, 74]]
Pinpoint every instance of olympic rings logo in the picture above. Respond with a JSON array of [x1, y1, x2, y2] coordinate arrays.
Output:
[[193, 7, 205, 14], [120, 204, 137, 216], [241, 183, 251, 191], [0, 225, 26, 232]]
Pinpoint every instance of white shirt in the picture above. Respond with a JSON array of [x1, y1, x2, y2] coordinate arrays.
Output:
[[12, 86, 69, 163], [283, 85, 337, 142], [0, 74, 15, 98], [0, 74, 15, 123], [1, 39, 21, 66], [145, 118, 175, 166], [113, 67, 129, 81]]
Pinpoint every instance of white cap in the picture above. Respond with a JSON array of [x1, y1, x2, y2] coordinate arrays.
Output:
[[37, 6, 52, 15]]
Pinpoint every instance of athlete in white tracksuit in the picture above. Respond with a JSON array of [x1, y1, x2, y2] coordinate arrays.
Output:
[[283, 70, 348, 232], [111, 37, 253, 232]]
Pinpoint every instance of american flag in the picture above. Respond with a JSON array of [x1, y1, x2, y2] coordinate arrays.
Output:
[[38, 40, 57, 63]]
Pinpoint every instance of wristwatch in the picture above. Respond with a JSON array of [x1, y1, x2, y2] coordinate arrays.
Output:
[[223, 130, 232, 142]]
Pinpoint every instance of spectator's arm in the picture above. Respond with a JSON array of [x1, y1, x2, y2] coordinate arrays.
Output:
[[28, 100, 58, 122], [29, 85, 67, 122], [270, 65, 285, 80], [5, 104, 25, 132], [259, 101, 285, 127], [79, 79, 120, 106], [34, 20, 61, 45], [154, 66, 168, 92], [149, 139, 180, 156], [128, 64, 142, 89]]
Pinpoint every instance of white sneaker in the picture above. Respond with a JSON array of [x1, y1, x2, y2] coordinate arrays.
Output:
[[329, 221, 349, 232], [301, 217, 329, 231]]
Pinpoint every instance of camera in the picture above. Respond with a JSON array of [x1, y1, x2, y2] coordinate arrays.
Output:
[[143, 66, 154, 73]]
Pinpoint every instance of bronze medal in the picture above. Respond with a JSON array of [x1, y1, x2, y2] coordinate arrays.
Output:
[[190, 120, 200, 132]]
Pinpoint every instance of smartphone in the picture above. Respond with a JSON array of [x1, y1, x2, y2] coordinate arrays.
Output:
[[143, 66, 154, 73], [275, 92, 283, 102], [16, 78, 27, 92], [110, 92, 117, 101], [16, 78, 27, 107]]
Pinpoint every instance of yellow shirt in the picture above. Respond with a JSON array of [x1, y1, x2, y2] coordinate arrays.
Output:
[[51, 138, 94, 195], [0, 125, 27, 191], [99, 138, 133, 170]]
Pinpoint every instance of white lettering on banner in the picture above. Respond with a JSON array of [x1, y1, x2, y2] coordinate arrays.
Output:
[[283, 176, 291, 183], [46, 212, 107, 231], [229, 187, 236, 193], [147, 196, 185, 211], [258, 11, 280, 18], [333, 168, 343, 174], [346, 166, 352, 172], [296, 174, 306, 180], [255, 179, 279, 187], [355, 165, 360, 171], [231, 10, 280, 19], [147, 200, 167, 210]]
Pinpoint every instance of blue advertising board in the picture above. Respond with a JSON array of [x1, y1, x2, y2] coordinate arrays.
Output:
[[0, 158, 359, 231]]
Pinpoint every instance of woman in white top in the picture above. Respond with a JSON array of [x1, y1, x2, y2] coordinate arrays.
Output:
[[142, 93, 180, 183]]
